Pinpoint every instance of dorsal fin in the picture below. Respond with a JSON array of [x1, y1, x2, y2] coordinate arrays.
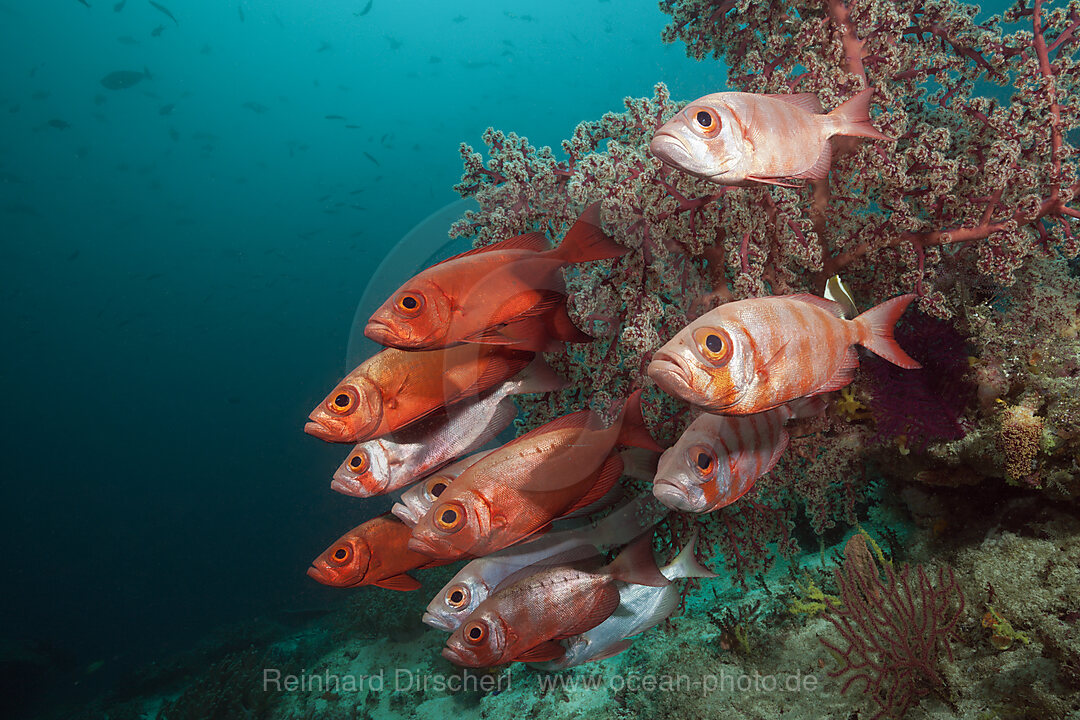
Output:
[[784, 293, 845, 318], [766, 92, 823, 114], [433, 232, 548, 267]]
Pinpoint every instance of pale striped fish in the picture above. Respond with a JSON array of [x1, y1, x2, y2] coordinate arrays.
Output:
[[649, 88, 891, 187], [652, 398, 825, 513], [422, 492, 669, 631], [331, 354, 562, 497], [541, 531, 716, 669], [647, 294, 920, 415], [391, 450, 492, 526]]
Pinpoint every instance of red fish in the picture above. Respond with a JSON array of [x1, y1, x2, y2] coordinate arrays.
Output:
[[441, 533, 668, 666], [304, 344, 533, 443], [649, 88, 891, 186], [647, 294, 919, 415], [364, 203, 627, 351], [407, 390, 663, 561], [307, 514, 454, 591]]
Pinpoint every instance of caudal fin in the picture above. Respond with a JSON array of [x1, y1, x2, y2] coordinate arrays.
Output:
[[617, 389, 665, 452], [828, 88, 892, 142], [548, 202, 629, 265], [662, 529, 718, 581], [604, 532, 668, 587], [853, 294, 921, 369]]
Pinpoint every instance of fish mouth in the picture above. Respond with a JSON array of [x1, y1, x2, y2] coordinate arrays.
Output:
[[652, 479, 701, 513], [441, 646, 469, 666], [304, 420, 337, 441], [649, 132, 692, 166], [306, 565, 331, 585], [330, 476, 365, 497], [408, 534, 448, 558], [647, 351, 691, 391], [364, 320, 392, 343], [422, 611, 456, 631], [391, 504, 421, 527]]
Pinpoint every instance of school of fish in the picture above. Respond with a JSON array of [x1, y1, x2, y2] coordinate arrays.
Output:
[[304, 87, 915, 669]]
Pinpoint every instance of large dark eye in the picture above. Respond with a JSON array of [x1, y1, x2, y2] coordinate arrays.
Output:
[[696, 110, 712, 127], [693, 327, 733, 364], [463, 621, 487, 645], [327, 387, 357, 415], [395, 292, 424, 317], [330, 545, 352, 565], [426, 476, 449, 499], [446, 584, 470, 609], [348, 451, 369, 473], [434, 502, 466, 532], [690, 445, 716, 478], [691, 107, 720, 136]]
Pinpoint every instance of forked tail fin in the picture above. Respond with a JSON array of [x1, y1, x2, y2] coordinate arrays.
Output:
[[829, 87, 892, 142], [547, 202, 629, 265], [853, 294, 921, 369]]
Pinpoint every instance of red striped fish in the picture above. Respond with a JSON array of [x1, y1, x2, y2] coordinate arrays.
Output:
[[647, 294, 920, 415], [653, 399, 824, 513]]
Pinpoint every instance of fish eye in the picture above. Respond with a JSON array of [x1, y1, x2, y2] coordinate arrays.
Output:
[[692, 327, 733, 365], [690, 107, 721, 137], [394, 292, 425, 318], [330, 545, 352, 565], [463, 621, 488, 645], [426, 477, 449, 499], [690, 445, 716, 478], [434, 502, 466, 532], [348, 451, 369, 473], [327, 386, 358, 415], [446, 584, 470, 609]]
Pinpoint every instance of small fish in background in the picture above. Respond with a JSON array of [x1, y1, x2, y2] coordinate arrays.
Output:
[[116, 35, 139, 45], [100, 68, 151, 90], [647, 294, 920, 415], [237, 2, 244, 22], [452, 14, 467, 23], [304, 345, 534, 444], [113, 0, 126, 10], [150, 24, 164, 37], [422, 493, 669, 631], [43, 118, 70, 130], [652, 398, 825, 513], [307, 514, 454, 591], [542, 531, 717, 669], [168, 127, 180, 141], [362, 151, 379, 166], [345, 124, 362, 129], [441, 533, 667, 666], [75, 0, 90, 8], [354, 0, 372, 17], [650, 88, 892, 187], [242, 100, 268, 114], [428, 55, 442, 64], [385, 35, 403, 50], [158, 103, 174, 115], [317, 41, 332, 53], [148, 0, 178, 25]]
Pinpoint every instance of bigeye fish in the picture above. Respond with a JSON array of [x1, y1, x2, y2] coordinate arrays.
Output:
[[304, 344, 533, 443], [652, 398, 825, 514], [306, 514, 453, 592], [649, 88, 891, 186], [441, 533, 668, 667], [330, 355, 562, 497], [392, 450, 493, 526], [364, 203, 626, 352], [542, 531, 717, 669], [422, 493, 669, 631], [407, 391, 664, 562], [647, 294, 919, 415]]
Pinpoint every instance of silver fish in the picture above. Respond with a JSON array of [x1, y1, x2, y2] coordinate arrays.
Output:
[[422, 493, 669, 631], [541, 531, 716, 669], [330, 354, 561, 497], [392, 451, 491, 526]]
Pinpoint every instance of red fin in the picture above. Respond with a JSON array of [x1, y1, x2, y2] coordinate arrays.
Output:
[[853, 294, 921, 369], [617, 389, 665, 452], [792, 139, 832, 181], [828, 87, 893, 141], [785, 293, 846, 318], [547, 202, 628, 265], [543, 302, 593, 344], [746, 176, 802, 188], [591, 639, 633, 662], [815, 346, 860, 394], [448, 351, 535, 404], [374, 573, 421, 591], [433, 232, 548, 267], [766, 92, 823, 114], [515, 640, 566, 663], [554, 583, 621, 638], [560, 454, 624, 517], [512, 408, 595, 445], [604, 532, 668, 587]]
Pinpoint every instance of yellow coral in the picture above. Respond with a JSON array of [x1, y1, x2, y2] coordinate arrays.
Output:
[[789, 575, 839, 616], [834, 386, 871, 421]]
